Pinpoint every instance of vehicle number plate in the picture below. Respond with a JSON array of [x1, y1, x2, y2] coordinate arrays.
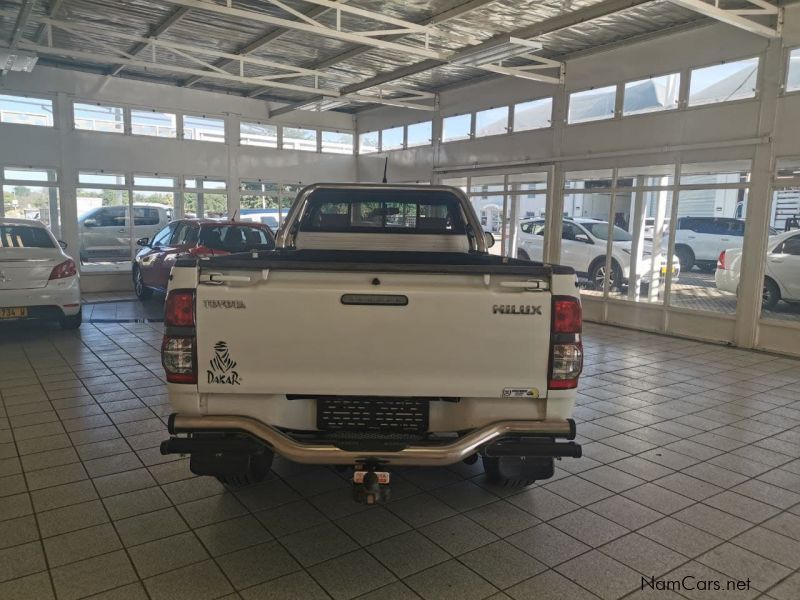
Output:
[[0, 307, 27, 319], [353, 471, 390, 485]]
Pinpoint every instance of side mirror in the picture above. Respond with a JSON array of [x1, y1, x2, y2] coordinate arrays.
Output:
[[575, 233, 591, 243], [484, 231, 496, 249], [58, 240, 67, 249], [83, 218, 98, 228], [136, 237, 150, 247]]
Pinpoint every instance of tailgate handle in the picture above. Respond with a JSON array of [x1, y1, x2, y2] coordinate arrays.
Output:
[[200, 272, 253, 285], [500, 280, 549, 291]]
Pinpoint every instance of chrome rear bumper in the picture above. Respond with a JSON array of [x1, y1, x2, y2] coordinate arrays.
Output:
[[165, 414, 577, 466]]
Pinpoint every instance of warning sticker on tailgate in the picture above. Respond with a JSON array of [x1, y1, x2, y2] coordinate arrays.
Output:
[[502, 388, 540, 398]]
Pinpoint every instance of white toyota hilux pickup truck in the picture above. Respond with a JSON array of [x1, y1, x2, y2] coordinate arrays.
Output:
[[160, 183, 583, 503]]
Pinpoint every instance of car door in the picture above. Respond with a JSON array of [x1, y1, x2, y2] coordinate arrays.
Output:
[[82, 206, 128, 261], [139, 223, 175, 287], [158, 222, 198, 289], [767, 234, 800, 300], [716, 219, 745, 256], [560, 222, 591, 273]]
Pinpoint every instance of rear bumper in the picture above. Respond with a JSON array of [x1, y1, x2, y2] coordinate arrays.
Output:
[[0, 277, 81, 317], [162, 413, 580, 466]]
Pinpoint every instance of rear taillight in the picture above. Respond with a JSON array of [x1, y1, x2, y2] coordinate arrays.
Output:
[[165, 290, 195, 327], [163, 289, 196, 383], [718, 250, 726, 270], [161, 336, 196, 383], [49, 259, 77, 280], [549, 296, 583, 390]]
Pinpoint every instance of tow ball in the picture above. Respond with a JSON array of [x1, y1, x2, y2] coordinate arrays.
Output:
[[353, 463, 391, 505]]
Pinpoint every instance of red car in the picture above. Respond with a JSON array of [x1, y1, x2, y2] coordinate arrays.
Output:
[[133, 219, 274, 300]]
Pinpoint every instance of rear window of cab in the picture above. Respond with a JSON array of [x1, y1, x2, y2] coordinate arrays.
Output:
[[0, 225, 55, 248]]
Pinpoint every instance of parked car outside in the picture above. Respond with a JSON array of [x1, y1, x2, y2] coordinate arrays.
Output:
[[715, 229, 800, 310], [518, 217, 680, 291], [133, 219, 274, 299], [672, 217, 776, 272], [0, 218, 82, 329], [78, 203, 172, 263]]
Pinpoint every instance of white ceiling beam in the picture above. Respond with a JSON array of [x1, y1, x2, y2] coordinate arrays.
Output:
[[109, 6, 192, 76], [16, 41, 342, 96], [668, 0, 780, 38], [161, 0, 445, 60]]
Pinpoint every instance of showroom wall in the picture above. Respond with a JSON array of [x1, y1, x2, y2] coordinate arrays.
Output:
[[354, 6, 800, 357]]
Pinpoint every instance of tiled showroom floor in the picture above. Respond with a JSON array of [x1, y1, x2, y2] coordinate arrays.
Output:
[[1, 317, 800, 600]]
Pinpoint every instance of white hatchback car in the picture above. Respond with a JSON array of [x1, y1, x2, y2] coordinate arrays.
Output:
[[0, 218, 82, 329], [715, 229, 800, 310], [518, 217, 680, 290]]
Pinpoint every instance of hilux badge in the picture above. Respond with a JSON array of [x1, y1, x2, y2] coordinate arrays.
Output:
[[207, 341, 241, 385], [493, 304, 542, 315]]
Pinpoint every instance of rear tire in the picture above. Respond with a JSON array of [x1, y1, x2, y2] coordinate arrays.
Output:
[[59, 309, 82, 330], [133, 266, 153, 300], [213, 451, 274, 487], [517, 248, 530, 261], [675, 245, 695, 272], [697, 262, 716, 273], [482, 455, 555, 487], [762, 278, 781, 311], [588, 259, 622, 292]]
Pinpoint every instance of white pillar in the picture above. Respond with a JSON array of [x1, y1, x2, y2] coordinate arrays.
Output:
[[226, 113, 240, 219], [55, 93, 80, 268]]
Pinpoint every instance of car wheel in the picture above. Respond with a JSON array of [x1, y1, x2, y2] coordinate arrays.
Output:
[[588, 259, 622, 292], [59, 309, 82, 330], [482, 455, 554, 487], [517, 248, 530, 260], [762, 278, 781, 311], [133, 266, 153, 300], [698, 262, 716, 273], [675, 245, 695, 272]]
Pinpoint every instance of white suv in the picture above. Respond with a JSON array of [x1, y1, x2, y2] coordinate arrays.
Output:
[[78, 203, 172, 263], [518, 218, 679, 290], [673, 217, 747, 273]]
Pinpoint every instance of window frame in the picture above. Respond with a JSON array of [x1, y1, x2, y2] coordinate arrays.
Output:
[[181, 113, 226, 143], [621, 71, 682, 117], [474, 106, 510, 138], [441, 112, 473, 143], [511, 97, 553, 133], [687, 56, 760, 108], [130, 107, 178, 139], [567, 85, 619, 125], [72, 100, 126, 134], [0, 92, 56, 128]]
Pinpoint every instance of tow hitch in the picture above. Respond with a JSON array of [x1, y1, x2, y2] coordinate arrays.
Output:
[[353, 463, 391, 504]]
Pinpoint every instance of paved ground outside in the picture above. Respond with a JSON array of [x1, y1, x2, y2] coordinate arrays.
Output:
[[1, 318, 800, 600]]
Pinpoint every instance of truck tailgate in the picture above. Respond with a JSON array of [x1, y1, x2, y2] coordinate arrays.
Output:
[[195, 268, 553, 398]]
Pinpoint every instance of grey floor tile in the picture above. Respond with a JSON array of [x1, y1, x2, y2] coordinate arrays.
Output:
[[544, 475, 615, 505], [507, 522, 590, 567], [387, 492, 456, 528], [731, 526, 800, 569], [28, 479, 97, 511], [652, 472, 723, 501], [767, 571, 800, 600], [0, 515, 39, 549], [506, 486, 580, 520], [128, 531, 209, 578], [507, 569, 600, 600], [555, 550, 640, 600], [178, 492, 249, 529], [239, 570, 329, 600], [703, 491, 782, 523], [38, 499, 109, 538], [599, 532, 687, 577], [195, 514, 272, 556], [405, 559, 497, 600], [697, 543, 790, 591], [280, 521, 357, 567], [586, 495, 663, 530], [0, 572, 54, 600], [429, 480, 499, 511], [102, 486, 171, 520], [639, 517, 723, 558], [367, 531, 450, 578], [762, 512, 800, 541], [83, 581, 149, 600], [143, 559, 233, 600], [337, 506, 411, 546], [43, 523, 122, 567], [465, 500, 540, 537], [355, 581, 422, 600], [0, 492, 33, 522], [550, 508, 629, 547], [420, 514, 498, 555], [622, 483, 694, 515], [0, 541, 46, 583], [309, 549, 396, 600], [460, 540, 546, 589], [50, 550, 137, 600], [672, 503, 752, 539], [115, 507, 188, 547], [216, 540, 300, 591]]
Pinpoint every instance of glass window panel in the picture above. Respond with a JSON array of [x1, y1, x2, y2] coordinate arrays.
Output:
[[186, 177, 226, 191], [0, 93, 53, 127], [183, 115, 225, 143], [762, 190, 800, 321], [74, 102, 124, 133], [440, 177, 467, 194], [617, 165, 675, 187], [689, 57, 759, 106], [623, 73, 681, 116], [321, 130, 353, 154], [407, 121, 432, 147], [358, 131, 379, 154], [469, 175, 505, 194], [668, 190, 748, 315], [133, 175, 175, 188], [78, 172, 126, 186], [131, 109, 177, 138], [282, 127, 317, 151], [508, 172, 548, 194], [240, 121, 278, 147], [2, 184, 61, 234], [568, 86, 617, 124], [565, 169, 614, 190], [788, 48, 800, 93], [513, 98, 552, 132], [776, 158, 800, 180], [475, 106, 509, 137], [381, 126, 404, 151], [3, 168, 56, 183], [76, 188, 132, 270], [680, 161, 751, 185], [442, 113, 471, 142]]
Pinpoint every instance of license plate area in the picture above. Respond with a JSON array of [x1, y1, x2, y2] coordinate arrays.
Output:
[[0, 307, 27, 319], [317, 397, 429, 434]]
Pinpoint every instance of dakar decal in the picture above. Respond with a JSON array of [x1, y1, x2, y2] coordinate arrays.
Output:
[[208, 341, 241, 385]]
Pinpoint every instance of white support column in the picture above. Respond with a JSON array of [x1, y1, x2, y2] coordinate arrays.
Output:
[[734, 38, 783, 348], [55, 92, 80, 269], [226, 113, 240, 218]]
